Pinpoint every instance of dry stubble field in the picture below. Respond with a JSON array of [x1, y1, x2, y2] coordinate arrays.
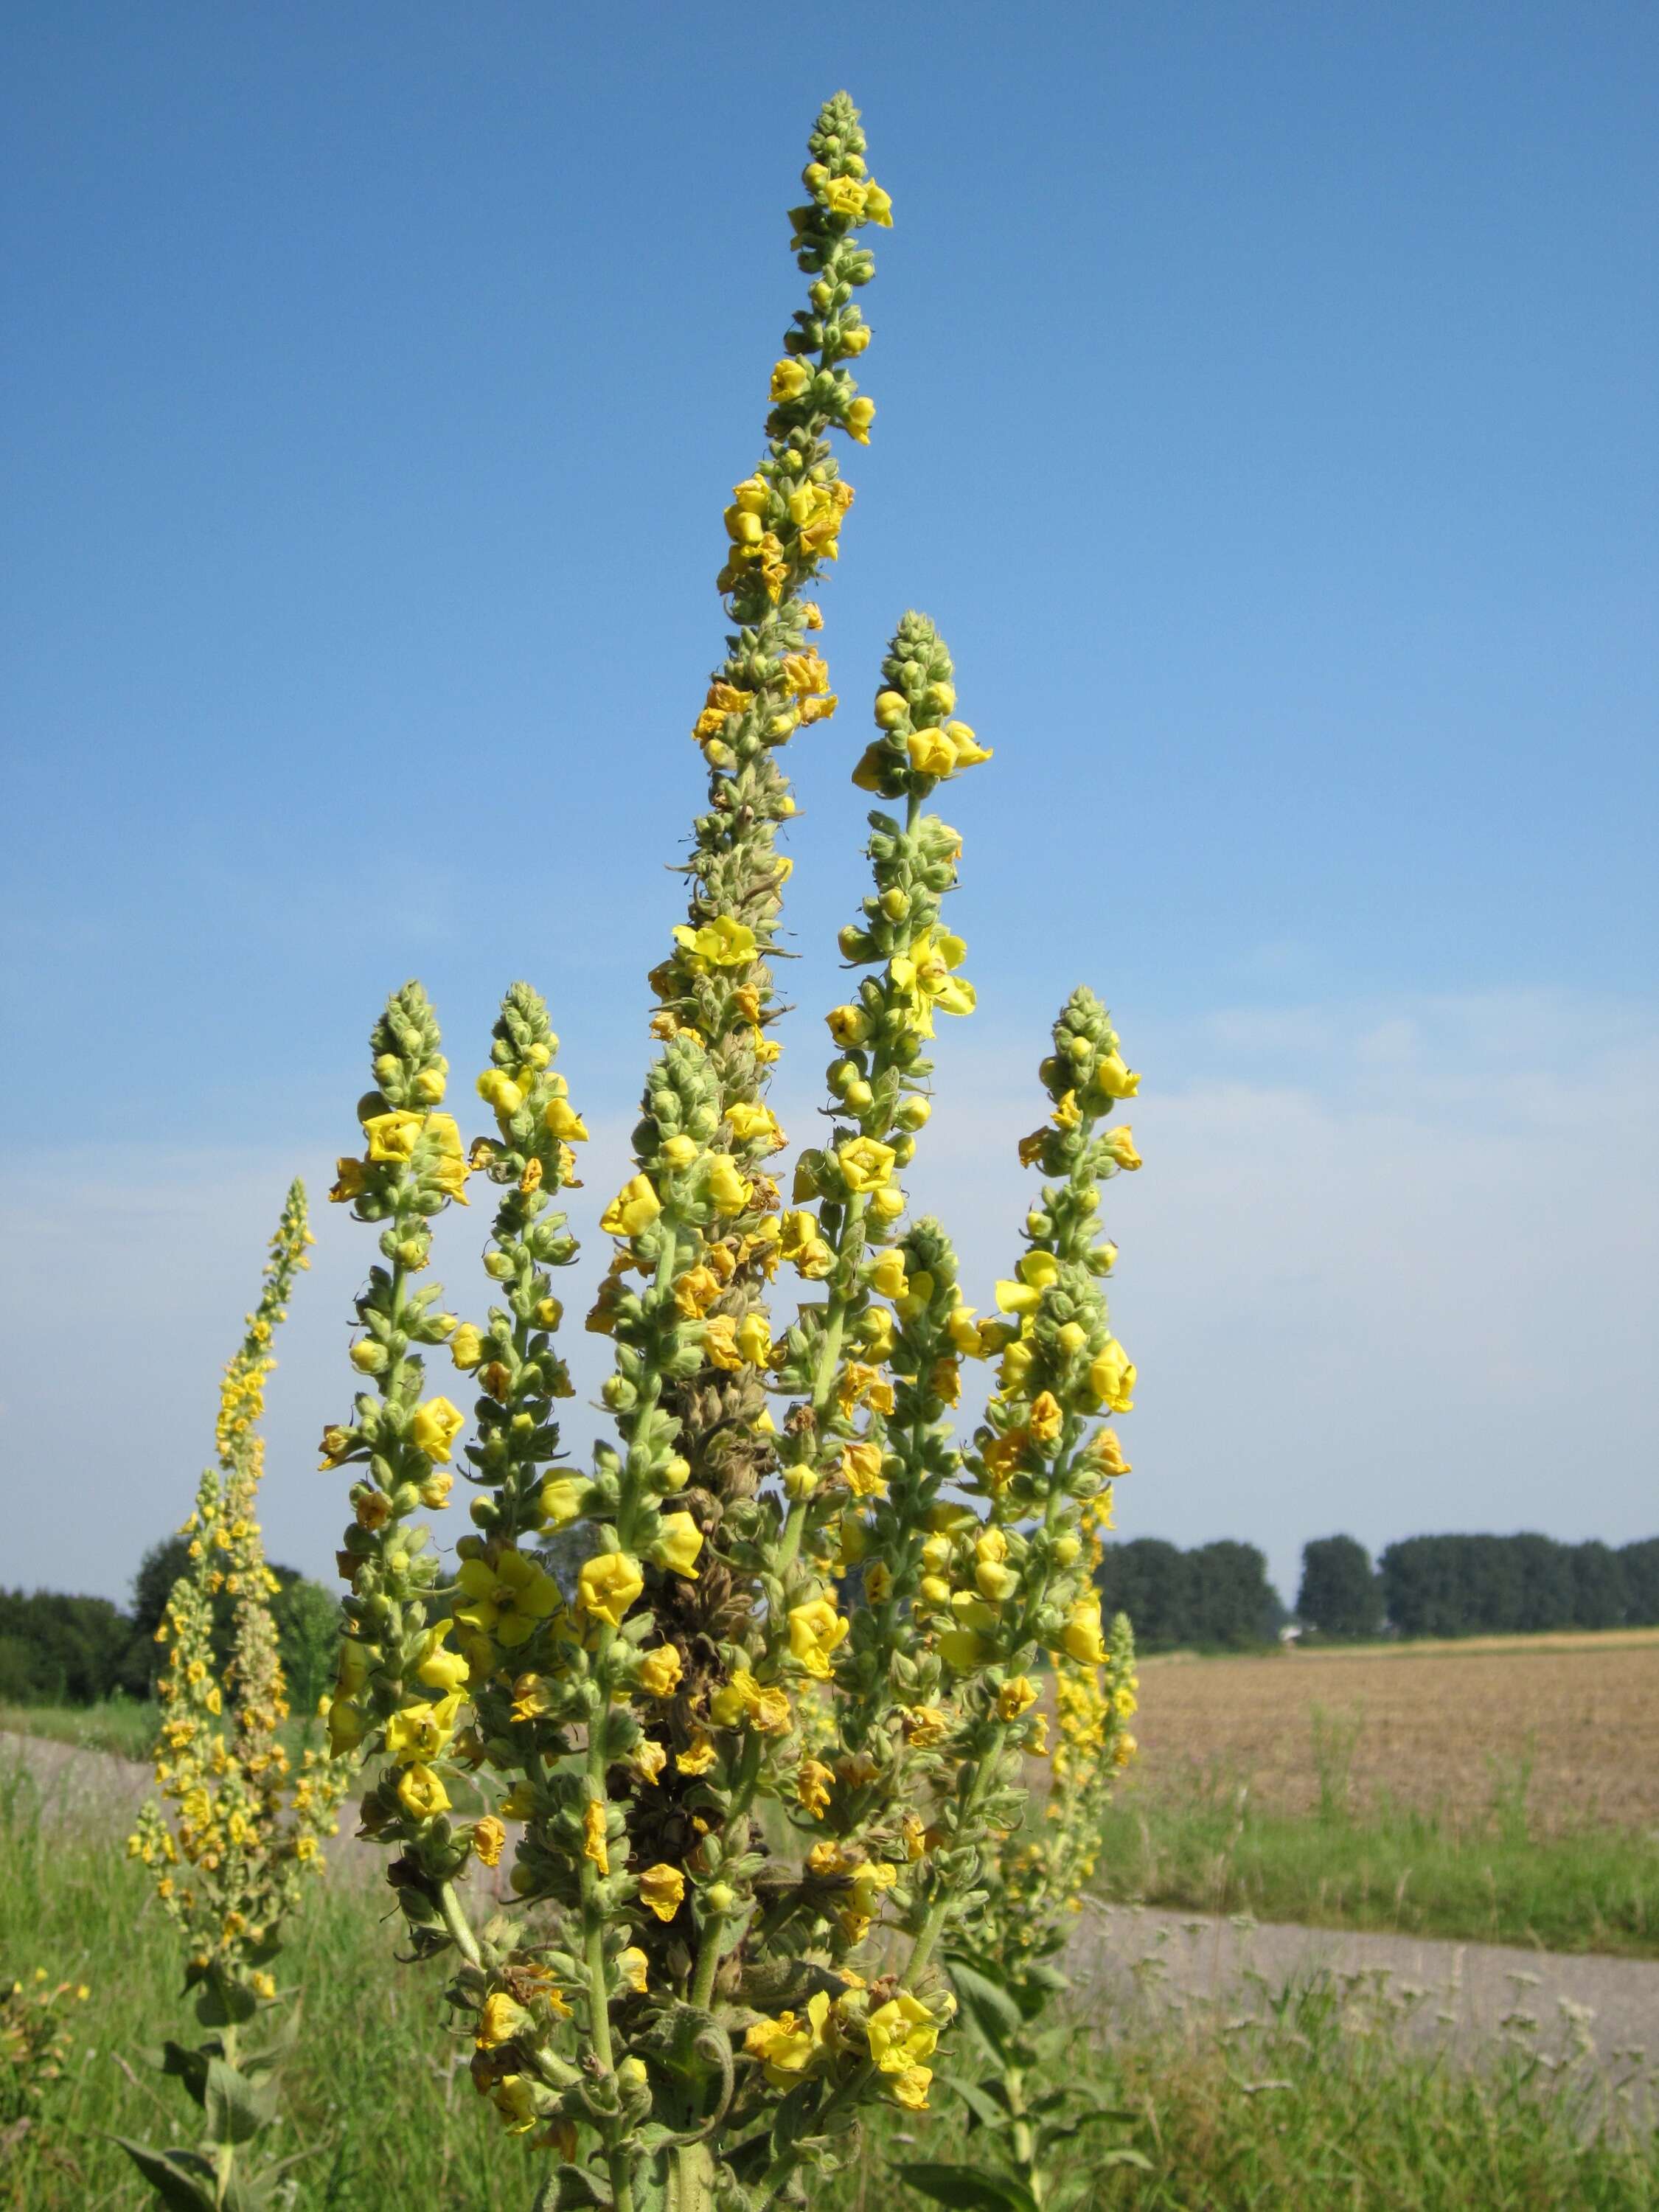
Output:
[[1125, 1630, 1659, 1832]]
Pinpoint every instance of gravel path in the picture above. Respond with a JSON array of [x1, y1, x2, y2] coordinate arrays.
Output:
[[9, 1732, 1655, 2088], [1067, 1901, 1658, 2084]]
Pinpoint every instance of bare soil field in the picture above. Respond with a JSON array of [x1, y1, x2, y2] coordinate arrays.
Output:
[[1130, 1632, 1659, 1833]]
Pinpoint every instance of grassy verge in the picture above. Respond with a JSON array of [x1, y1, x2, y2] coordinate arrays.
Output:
[[0, 1699, 335, 1771], [1092, 1781, 1659, 1958], [4, 1755, 1655, 2211], [0, 1700, 158, 1762]]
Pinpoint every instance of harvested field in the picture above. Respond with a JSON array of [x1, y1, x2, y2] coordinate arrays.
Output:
[[1127, 1632, 1659, 1833]]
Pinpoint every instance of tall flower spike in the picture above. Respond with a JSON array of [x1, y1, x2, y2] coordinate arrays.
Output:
[[123, 1182, 349, 2209], [653, 91, 896, 1537]]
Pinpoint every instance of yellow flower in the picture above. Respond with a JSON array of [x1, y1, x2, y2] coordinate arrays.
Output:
[[770, 357, 812, 402], [582, 1798, 610, 1875], [726, 1099, 784, 1150], [1088, 1340, 1136, 1412], [455, 1548, 563, 1649], [780, 1209, 834, 1277], [637, 1863, 686, 1921], [863, 181, 894, 226], [890, 928, 975, 1035], [397, 1763, 450, 1820], [998, 1676, 1039, 1721], [836, 1136, 897, 1192], [490, 2075, 538, 2132], [1100, 1125, 1143, 1171], [577, 1551, 644, 1630], [943, 720, 992, 768], [599, 1175, 663, 1238], [544, 1096, 589, 1141], [1062, 1598, 1107, 1668], [618, 1947, 649, 1994], [841, 1439, 887, 1498], [826, 1004, 870, 1046], [636, 1645, 683, 1697], [1089, 1427, 1131, 1476], [735, 1311, 772, 1366], [652, 1514, 703, 1580], [797, 1757, 833, 1818], [905, 727, 956, 776], [823, 175, 868, 218], [538, 1476, 586, 1528], [780, 649, 832, 695], [866, 1249, 907, 1300], [251, 1972, 276, 2002], [329, 1156, 369, 1203], [867, 1992, 938, 2075], [675, 1734, 717, 1775], [1091, 1051, 1141, 1101], [845, 395, 875, 443], [411, 1396, 464, 1463], [362, 1110, 424, 1161], [702, 1313, 741, 1371], [476, 1069, 524, 1116], [472, 1816, 506, 1868], [673, 916, 757, 970], [386, 1693, 462, 1766], [477, 1992, 532, 2048], [892, 2065, 932, 2111], [745, 1992, 832, 2085], [787, 1597, 849, 1680], [450, 1322, 484, 1371], [903, 1706, 948, 1747], [704, 1153, 751, 1214], [1028, 1389, 1064, 1444]]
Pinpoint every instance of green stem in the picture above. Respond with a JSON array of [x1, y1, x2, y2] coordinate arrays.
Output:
[[437, 1879, 482, 1969]]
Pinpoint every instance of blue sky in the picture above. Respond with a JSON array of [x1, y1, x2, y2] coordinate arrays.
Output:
[[3, 1, 1655, 1608]]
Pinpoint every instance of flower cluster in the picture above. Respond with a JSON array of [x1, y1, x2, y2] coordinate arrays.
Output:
[[130, 1181, 348, 2004], [1, 1969, 88, 2135], [319, 93, 1146, 2212]]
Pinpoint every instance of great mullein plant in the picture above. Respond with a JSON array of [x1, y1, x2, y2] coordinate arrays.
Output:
[[319, 93, 1144, 2212], [125, 1182, 350, 2212], [905, 1582, 1142, 2212]]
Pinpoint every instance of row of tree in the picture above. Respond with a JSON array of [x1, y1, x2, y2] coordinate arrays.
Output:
[[1091, 1538, 1285, 1651], [1296, 1532, 1659, 1641], [10, 1526, 1655, 1698], [0, 1535, 339, 1714]]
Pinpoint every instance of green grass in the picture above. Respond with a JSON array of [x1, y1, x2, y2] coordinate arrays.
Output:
[[3, 1754, 1655, 2211], [0, 1699, 159, 1762], [1091, 1770, 1659, 1958], [0, 1699, 336, 1772]]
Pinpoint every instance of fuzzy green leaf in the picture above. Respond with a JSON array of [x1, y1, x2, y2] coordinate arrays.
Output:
[[111, 2138, 217, 2212], [204, 2056, 277, 2146], [891, 2163, 1038, 2212]]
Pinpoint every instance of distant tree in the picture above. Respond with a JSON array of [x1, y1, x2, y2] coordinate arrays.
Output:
[[1095, 1537, 1282, 1650], [1570, 1541, 1627, 1631], [270, 1576, 341, 1723], [1378, 1536, 1467, 1638], [1188, 1540, 1279, 1647], [1094, 1539, 1192, 1649], [0, 1589, 146, 1705], [1296, 1535, 1383, 1640], [1619, 1539, 1659, 1627], [1511, 1533, 1577, 1634]]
